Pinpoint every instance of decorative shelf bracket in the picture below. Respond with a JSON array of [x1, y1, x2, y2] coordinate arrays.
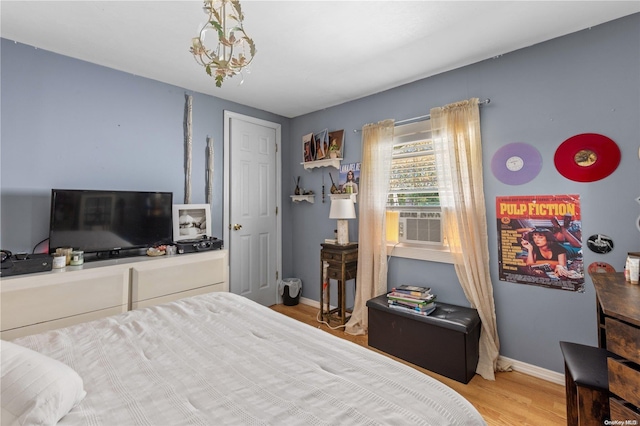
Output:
[[302, 158, 342, 171]]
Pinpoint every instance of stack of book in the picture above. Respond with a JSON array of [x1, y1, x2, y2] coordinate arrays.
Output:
[[387, 285, 436, 316]]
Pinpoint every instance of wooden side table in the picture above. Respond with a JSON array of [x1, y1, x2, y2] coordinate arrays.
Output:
[[320, 243, 358, 326]]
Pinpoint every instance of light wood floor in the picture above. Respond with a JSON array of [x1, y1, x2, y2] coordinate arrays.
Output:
[[270, 302, 567, 426]]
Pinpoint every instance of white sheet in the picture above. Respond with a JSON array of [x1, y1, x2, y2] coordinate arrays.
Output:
[[12, 292, 486, 425]]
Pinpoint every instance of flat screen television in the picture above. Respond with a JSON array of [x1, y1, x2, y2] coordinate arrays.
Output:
[[49, 189, 173, 259]]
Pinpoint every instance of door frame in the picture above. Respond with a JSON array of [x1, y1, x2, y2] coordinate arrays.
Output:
[[223, 111, 282, 297]]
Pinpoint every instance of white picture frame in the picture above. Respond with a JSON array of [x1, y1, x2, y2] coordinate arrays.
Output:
[[172, 204, 211, 241]]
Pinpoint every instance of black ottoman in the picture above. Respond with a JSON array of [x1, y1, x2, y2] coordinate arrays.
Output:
[[367, 293, 481, 384]]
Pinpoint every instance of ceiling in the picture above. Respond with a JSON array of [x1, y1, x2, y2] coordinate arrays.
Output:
[[2, 1, 639, 118]]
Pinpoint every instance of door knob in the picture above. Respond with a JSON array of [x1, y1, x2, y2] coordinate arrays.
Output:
[[233, 223, 243, 231]]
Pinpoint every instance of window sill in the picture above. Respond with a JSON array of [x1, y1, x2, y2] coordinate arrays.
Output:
[[386, 243, 454, 264]]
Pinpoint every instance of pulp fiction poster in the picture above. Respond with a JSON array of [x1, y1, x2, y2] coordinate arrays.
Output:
[[497, 194, 584, 292]]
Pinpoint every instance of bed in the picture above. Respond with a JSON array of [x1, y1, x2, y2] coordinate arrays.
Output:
[[1, 292, 486, 425]]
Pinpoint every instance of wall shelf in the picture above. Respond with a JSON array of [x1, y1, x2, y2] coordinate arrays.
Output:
[[291, 195, 315, 203], [302, 158, 341, 171]]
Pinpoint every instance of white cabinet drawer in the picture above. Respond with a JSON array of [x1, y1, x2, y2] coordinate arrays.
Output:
[[1, 266, 129, 333], [132, 282, 227, 310], [131, 251, 228, 304]]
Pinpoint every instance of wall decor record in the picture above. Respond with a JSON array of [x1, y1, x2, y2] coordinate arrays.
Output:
[[554, 133, 620, 182], [586, 234, 614, 254], [490, 143, 542, 185]]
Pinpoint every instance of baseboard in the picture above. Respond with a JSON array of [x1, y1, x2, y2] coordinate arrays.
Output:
[[297, 297, 564, 386], [499, 355, 564, 385], [300, 296, 317, 308]]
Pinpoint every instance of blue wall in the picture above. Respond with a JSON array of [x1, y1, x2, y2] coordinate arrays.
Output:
[[1, 38, 289, 254], [2, 13, 639, 374], [285, 13, 640, 373]]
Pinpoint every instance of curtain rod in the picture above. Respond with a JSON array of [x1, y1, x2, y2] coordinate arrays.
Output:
[[353, 98, 491, 133]]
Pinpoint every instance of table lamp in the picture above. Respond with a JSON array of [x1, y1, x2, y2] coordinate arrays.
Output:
[[329, 198, 356, 245]]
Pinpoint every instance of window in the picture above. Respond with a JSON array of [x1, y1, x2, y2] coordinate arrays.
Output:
[[386, 120, 452, 263]]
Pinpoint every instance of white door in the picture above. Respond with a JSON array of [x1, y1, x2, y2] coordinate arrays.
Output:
[[223, 112, 281, 306]]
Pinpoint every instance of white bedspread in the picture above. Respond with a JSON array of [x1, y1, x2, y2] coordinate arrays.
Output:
[[13, 292, 486, 425]]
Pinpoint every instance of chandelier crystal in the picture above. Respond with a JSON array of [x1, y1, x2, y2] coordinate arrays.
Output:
[[190, 0, 256, 87]]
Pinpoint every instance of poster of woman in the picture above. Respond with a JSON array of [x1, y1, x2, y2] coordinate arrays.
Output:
[[339, 162, 360, 194], [496, 194, 584, 292]]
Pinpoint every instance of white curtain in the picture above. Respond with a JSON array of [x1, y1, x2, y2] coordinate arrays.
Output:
[[345, 119, 394, 336], [431, 98, 511, 380]]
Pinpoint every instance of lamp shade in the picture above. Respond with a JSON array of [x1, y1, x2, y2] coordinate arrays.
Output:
[[329, 198, 356, 219]]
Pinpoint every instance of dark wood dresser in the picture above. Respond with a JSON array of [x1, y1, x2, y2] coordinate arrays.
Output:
[[591, 272, 640, 423]]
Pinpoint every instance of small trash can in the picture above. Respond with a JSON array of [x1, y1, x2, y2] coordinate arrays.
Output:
[[280, 278, 302, 306]]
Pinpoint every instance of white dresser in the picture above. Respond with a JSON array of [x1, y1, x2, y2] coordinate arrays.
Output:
[[1, 250, 228, 340]]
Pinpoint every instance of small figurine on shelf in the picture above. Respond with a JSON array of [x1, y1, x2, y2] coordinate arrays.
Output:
[[328, 140, 340, 159], [294, 176, 301, 195]]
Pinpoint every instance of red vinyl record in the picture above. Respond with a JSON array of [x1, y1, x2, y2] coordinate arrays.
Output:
[[554, 133, 621, 182]]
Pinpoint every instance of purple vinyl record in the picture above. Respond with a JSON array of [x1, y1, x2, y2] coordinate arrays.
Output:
[[491, 143, 542, 185]]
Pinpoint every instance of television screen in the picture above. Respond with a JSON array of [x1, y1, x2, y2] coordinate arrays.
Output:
[[49, 189, 173, 257]]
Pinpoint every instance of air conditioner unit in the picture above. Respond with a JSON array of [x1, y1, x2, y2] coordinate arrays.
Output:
[[398, 211, 442, 245]]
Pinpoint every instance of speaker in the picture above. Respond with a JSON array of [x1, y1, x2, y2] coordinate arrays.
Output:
[[0, 253, 53, 277], [176, 237, 223, 254]]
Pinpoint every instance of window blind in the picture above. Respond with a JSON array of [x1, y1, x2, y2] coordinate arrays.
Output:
[[387, 121, 439, 208]]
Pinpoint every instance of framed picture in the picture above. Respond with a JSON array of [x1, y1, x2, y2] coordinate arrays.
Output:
[[302, 133, 315, 162], [328, 130, 344, 159], [172, 204, 211, 241], [314, 129, 328, 160]]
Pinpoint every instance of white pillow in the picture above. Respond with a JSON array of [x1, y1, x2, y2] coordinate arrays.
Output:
[[1, 340, 86, 426]]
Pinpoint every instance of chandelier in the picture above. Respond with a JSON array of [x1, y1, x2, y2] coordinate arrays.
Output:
[[190, 0, 256, 87]]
